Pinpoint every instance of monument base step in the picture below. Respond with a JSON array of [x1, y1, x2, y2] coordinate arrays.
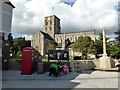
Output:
[[94, 67, 119, 71]]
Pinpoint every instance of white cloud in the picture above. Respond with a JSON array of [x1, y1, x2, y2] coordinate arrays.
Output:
[[22, 35, 32, 40], [10, 0, 119, 37]]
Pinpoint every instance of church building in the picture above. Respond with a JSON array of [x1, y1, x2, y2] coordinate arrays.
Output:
[[31, 15, 96, 56]]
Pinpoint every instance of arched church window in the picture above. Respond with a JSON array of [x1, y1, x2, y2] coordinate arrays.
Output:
[[45, 27, 47, 31], [70, 37, 72, 41], [50, 26, 52, 31], [61, 38, 62, 43], [75, 37, 77, 40], [56, 38, 58, 42], [45, 20, 48, 25], [50, 20, 52, 25]]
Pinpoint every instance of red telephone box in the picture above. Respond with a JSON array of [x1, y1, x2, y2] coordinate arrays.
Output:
[[21, 47, 34, 75]]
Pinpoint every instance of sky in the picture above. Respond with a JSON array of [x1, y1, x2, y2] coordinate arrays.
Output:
[[10, 0, 120, 40]]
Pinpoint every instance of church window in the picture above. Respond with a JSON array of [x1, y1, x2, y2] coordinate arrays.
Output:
[[45, 27, 47, 31], [45, 20, 48, 25], [61, 38, 62, 43], [70, 37, 72, 41], [50, 20, 52, 25], [56, 38, 58, 42], [50, 26, 52, 31], [38, 33, 39, 37], [75, 37, 77, 40]]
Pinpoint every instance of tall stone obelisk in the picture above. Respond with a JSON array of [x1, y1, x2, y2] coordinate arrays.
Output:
[[99, 27, 115, 69]]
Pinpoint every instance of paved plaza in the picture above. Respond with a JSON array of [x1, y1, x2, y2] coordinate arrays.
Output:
[[0, 70, 120, 89]]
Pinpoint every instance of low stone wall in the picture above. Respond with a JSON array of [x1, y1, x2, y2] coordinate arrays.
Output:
[[70, 60, 96, 71]]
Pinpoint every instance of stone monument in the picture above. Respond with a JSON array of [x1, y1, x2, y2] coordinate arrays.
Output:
[[99, 27, 115, 69]]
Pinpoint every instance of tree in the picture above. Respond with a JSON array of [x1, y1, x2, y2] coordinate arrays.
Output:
[[72, 36, 97, 59], [8, 33, 14, 55], [109, 44, 120, 59], [25, 40, 31, 47], [95, 32, 110, 57], [109, 30, 120, 59], [12, 37, 26, 56], [115, 30, 120, 44]]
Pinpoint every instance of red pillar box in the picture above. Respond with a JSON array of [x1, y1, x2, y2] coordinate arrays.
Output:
[[21, 47, 34, 75]]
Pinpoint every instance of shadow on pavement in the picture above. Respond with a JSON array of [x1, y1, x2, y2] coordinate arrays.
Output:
[[2, 70, 80, 89]]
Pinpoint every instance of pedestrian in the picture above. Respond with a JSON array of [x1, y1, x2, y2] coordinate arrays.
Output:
[[58, 61, 63, 75], [49, 63, 58, 77]]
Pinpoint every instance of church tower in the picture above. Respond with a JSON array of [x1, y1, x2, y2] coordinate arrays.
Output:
[[44, 15, 61, 39]]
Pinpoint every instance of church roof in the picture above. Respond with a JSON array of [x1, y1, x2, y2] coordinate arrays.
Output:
[[55, 30, 95, 36], [2, 0, 15, 8], [40, 31, 57, 44], [40, 31, 53, 40], [45, 15, 60, 20]]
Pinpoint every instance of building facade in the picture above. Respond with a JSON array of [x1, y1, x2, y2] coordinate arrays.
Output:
[[0, 0, 15, 70], [0, 0, 15, 39], [0, 0, 15, 57], [32, 15, 96, 56]]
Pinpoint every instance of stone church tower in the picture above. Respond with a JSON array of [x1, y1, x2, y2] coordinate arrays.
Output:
[[32, 15, 96, 56], [44, 15, 61, 39]]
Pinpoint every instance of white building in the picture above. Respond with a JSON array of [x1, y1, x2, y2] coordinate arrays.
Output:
[[0, 0, 15, 57], [0, 0, 15, 39]]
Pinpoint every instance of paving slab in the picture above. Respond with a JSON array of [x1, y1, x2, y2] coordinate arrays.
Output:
[[1, 70, 120, 89]]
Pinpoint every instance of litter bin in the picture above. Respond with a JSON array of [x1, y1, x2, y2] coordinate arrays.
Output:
[[37, 62, 45, 74]]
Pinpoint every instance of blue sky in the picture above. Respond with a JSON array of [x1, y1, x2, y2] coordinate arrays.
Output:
[[10, 0, 119, 40], [60, 0, 76, 6], [12, 32, 21, 39]]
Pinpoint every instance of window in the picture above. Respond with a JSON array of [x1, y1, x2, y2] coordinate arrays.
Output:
[[38, 33, 39, 37], [45, 27, 47, 31], [50, 26, 52, 31], [45, 20, 48, 25], [56, 38, 58, 41], [50, 20, 52, 25], [61, 38, 62, 43], [75, 37, 77, 40], [70, 37, 72, 41]]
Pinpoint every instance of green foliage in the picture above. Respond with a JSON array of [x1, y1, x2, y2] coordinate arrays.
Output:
[[72, 36, 97, 59], [13, 37, 26, 51], [95, 39, 103, 54], [107, 30, 120, 59], [95, 32, 110, 56], [109, 44, 120, 59], [12, 37, 26, 56], [8, 33, 14, 54], [95, 33, 104, 54], [115, 30, 120, 45], [9, 36, 30, 58]]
